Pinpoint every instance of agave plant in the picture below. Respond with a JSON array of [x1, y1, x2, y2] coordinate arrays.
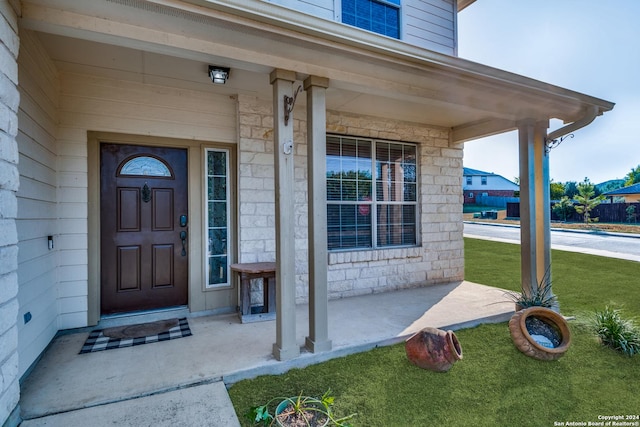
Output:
[[592, 306, 640, 356], [505, 265, 558, 309]]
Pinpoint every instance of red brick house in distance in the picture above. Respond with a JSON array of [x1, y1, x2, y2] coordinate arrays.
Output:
[[463, 167, 519, 204]]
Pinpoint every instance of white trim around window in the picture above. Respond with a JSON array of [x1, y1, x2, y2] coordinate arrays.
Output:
[[204, 148, 231, 289]]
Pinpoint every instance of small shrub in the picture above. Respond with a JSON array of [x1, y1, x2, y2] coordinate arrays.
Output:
[[592, 306, 640, 356], [246, 390, 355, 427], [552, 196, 575, 222], [626, 205, 637, 223], [504, 265, 557, 309]]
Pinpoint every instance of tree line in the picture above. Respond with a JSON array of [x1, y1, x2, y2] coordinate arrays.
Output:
[[549, 164, 640, 200], [547, 164, 640, 224]]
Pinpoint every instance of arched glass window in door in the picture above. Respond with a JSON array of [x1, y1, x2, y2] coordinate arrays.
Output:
[[119, 155, 173, 177]]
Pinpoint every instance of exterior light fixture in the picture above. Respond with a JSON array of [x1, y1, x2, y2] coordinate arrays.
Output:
[[208, 65, 230, 84]]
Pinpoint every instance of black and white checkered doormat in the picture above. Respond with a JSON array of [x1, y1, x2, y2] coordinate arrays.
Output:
[[79, 318, 192, 354]]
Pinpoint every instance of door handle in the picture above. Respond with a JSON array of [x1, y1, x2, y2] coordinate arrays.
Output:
[[180, 231, 187, 256]]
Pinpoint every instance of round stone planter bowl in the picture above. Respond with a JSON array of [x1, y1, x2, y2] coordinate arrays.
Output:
[[509, 306, 571, 361]]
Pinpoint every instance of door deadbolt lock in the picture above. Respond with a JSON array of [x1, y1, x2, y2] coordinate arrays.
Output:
[[180, 230, 187, 256], [180, 215, 188, 227]]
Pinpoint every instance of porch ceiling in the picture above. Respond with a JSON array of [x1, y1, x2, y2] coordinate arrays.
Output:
[[21, 0, 614, 141]]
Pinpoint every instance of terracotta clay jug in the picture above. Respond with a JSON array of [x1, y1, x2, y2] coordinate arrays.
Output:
[[405, 327, 463, 372]]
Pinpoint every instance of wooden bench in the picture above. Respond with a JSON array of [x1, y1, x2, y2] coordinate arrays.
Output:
[[230, 262, 276, 323]]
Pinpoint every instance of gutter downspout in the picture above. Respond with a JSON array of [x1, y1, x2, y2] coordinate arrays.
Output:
[[545, 105, 600, 148]]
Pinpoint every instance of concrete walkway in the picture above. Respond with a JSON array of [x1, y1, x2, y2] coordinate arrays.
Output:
[[19, 281, 514, 426]]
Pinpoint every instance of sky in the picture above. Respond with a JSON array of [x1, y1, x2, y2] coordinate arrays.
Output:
[[457, 0, 640, 185]]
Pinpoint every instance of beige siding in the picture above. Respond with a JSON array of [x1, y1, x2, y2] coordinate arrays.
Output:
[[16, 30, 60, 378], [266, 0, 334, 20], [57, 70, 237, 328], [58, 75, 236, 142], [0, 2, 21, 423]]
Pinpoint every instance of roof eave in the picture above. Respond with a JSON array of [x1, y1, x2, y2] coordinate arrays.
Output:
[[180, 0, 614, 117], [457, 0, 477, 12], [24, 0, 615, 138]]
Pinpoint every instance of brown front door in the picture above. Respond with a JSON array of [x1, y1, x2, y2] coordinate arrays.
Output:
[[100, 143, 188, 315]]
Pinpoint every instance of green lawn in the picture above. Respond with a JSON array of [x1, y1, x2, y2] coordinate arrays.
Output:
[[229, 238, 640, 427], [464, 238, 640, 314]]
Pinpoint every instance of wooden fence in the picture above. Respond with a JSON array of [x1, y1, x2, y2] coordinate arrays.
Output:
[[506, 202, 640, 223]]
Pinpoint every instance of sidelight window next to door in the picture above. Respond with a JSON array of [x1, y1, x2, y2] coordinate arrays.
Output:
[[205, 148, 231, 288]]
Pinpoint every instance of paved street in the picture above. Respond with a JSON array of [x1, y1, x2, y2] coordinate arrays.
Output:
[[464, 222, 640, 262]]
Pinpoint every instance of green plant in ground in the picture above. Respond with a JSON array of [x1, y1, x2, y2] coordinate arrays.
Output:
[[627, 205, 637, 223], [247, 390, 355, 427], [574, 178, 605, 224], [504, 265, 557, 309], [592, 306, 640, 356], [552, 196, 575, 222]]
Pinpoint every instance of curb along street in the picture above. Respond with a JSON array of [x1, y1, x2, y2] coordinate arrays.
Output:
[[464, 220, 640, 239]]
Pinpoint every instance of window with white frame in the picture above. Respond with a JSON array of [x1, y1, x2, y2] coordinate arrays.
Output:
[[205, 148, 230, 288], [341, 0, 400, 39], [466, 176, 472, 185], [326, 135, 417, 250], [481, 176, 487, 185]]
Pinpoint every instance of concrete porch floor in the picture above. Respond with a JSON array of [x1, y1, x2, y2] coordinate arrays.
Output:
[[19, 281, 514, 426]]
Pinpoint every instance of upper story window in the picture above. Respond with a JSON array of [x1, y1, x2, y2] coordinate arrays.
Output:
[[466, 176, 472, 185], [342, 0, 400, 39], [481, 176, 487, 185]]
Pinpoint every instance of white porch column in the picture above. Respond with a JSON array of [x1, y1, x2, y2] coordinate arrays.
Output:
[[303, 76, 332, 353], [270, 69, 300, 360], [517, 119, 554, 305]]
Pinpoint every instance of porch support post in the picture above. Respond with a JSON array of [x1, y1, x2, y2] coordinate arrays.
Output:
[[517, 118, 556, 308], [270, 69, 300, 361], [303, 75, 332, 353]]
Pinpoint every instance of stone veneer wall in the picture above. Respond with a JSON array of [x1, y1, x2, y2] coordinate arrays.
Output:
[[236, 94, 464, 303], [0, 2, 21, 425], [325, 111, 464, 297]]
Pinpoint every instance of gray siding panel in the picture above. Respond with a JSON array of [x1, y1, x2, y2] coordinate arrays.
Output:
[[264, 0, 335, 20], [264, 0, 457, 54], [404, 0, 455, 53]]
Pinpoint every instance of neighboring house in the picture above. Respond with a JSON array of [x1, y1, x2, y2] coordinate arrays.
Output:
[[0, 1, 614, 424], [463, 167, 519, 204], [603, 182, 640, 203]]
